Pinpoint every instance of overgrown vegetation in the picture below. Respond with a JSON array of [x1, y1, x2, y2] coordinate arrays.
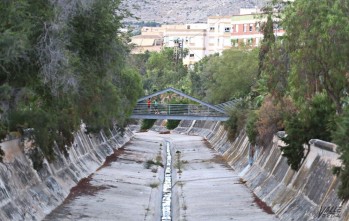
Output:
[[144, 159, 163, 169], [250, 0, 349, 199], [141, 119, 157, 131], [135, 48, 189, 94], [0, 146, 4, 163], [189, 48, 258, 103], [166, 120, 181, 130], [150, 0, 349, 201], [0, 0, 142, 164]]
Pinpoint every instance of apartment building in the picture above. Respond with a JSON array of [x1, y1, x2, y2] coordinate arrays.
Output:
[[130, 27, 165, 54], [130, 8, 284, 64], [161, 24, 207, 66], [206, 16, 232, 55], [231, 14, 263, 47], [231, 14, 284, 47], [131, 24, 207, 66]]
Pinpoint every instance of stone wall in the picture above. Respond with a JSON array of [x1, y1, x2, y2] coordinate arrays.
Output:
[[0, 126, 133, 221], [175, 120, 349, 221]]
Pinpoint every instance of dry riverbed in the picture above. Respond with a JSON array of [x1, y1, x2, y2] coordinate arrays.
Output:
[[44, 131, 278, 221]]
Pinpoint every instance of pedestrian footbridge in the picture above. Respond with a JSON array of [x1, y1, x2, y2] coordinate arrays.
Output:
[[130, 87, 230, 121]]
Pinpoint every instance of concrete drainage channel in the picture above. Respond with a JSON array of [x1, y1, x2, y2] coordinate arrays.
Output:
[[161, 141, 172, 221]]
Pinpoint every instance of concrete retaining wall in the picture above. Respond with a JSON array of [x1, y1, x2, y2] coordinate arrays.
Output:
[[0, 126, 133, 221], [1, 117, 347, 220], [175, 120, 349, 221]]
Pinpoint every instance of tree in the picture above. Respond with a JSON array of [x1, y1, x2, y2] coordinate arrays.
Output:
[[333, 108, 349, 200], [258, 14, 275, 77], [204, 48, 259, 103], [0, 0, 143, 163], [283, 0, 349, 113], [282, 93, 335, 170], [143, 48, 188, 93]]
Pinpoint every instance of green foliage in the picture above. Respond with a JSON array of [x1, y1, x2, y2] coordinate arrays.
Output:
[[0, 83, 11, 101], [0, 146, 4, 162], [283, 0, 349, 113], [246, 111, 259, 145], [189, 54, 219, 100], [224, 102, 248, 141], [0, 123, 7, 141], [332, 108, 349, 200], [166, 120, 181, 130], [281, 115, 307, 170], [141, 119, 157, 131], [28, 148, 44, 171], [0, 0, 142, 165], [209, 48, 259, 103], [144, 159, 163, 169], [259, 42, 289, 102], [258, 14, 275, 77], [143, 48, 188, 93], [190, 48, 258, 103], [281, 93, 335, 170]]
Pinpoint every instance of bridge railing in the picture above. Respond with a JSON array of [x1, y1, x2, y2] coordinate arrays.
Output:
[[132, 103, 227, 117]]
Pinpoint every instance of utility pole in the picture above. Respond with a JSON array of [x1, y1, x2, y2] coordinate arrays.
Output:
[[173, 38, 184, 65]]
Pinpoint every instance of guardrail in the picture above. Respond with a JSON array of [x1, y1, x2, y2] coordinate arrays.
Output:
[[132, 103, 227, 117]]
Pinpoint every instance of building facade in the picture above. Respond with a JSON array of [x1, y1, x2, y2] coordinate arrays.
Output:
[[130, 9, 284, 65]]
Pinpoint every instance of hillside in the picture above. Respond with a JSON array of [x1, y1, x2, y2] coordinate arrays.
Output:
[[122, 0, 267, 24]]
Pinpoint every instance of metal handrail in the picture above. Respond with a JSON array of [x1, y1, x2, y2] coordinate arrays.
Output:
[[132, 103, 226, 117]]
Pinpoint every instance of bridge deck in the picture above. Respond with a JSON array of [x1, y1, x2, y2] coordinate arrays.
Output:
[[130, 103, 229, 121]]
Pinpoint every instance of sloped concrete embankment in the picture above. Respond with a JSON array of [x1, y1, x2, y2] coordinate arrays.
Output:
[[0, 126, 133, 221], [175, 120, 349, 221]]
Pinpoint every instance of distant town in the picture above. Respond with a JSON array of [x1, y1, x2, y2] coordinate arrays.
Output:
[[130, 8, 284, 68]]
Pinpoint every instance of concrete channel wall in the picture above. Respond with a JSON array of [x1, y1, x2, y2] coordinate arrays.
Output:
[[0, 126, 133, 221], [175, 120, 349, 221], [0, 118, 348, 220]]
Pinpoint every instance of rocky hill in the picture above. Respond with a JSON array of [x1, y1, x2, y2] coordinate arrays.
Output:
[[122, 0, 267, 24]]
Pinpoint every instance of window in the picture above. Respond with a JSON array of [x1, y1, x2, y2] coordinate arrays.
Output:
[[243, 24, 247, 32], [249, 24, 253, 32], [155, 39, 162, 46], [224, 27, 231, 32]]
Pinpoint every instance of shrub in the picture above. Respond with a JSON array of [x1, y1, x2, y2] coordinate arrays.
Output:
[[28, 148, 44, 171], [144, 159, 163, 169], [256, 96, 293, 147], [282, 92, 335, 171], [0, 122, 7, 141], [140, 119, 157, 130], [246, 111, 259, 145], [166, 120, 181, 130], [0, 146, 4, 162], [149, 182, 159, 188], [224, 107, 246, 141], [332, 108, 349, 200]]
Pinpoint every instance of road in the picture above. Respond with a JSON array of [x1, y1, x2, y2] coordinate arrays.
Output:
[[44, 131, 278, 221]]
